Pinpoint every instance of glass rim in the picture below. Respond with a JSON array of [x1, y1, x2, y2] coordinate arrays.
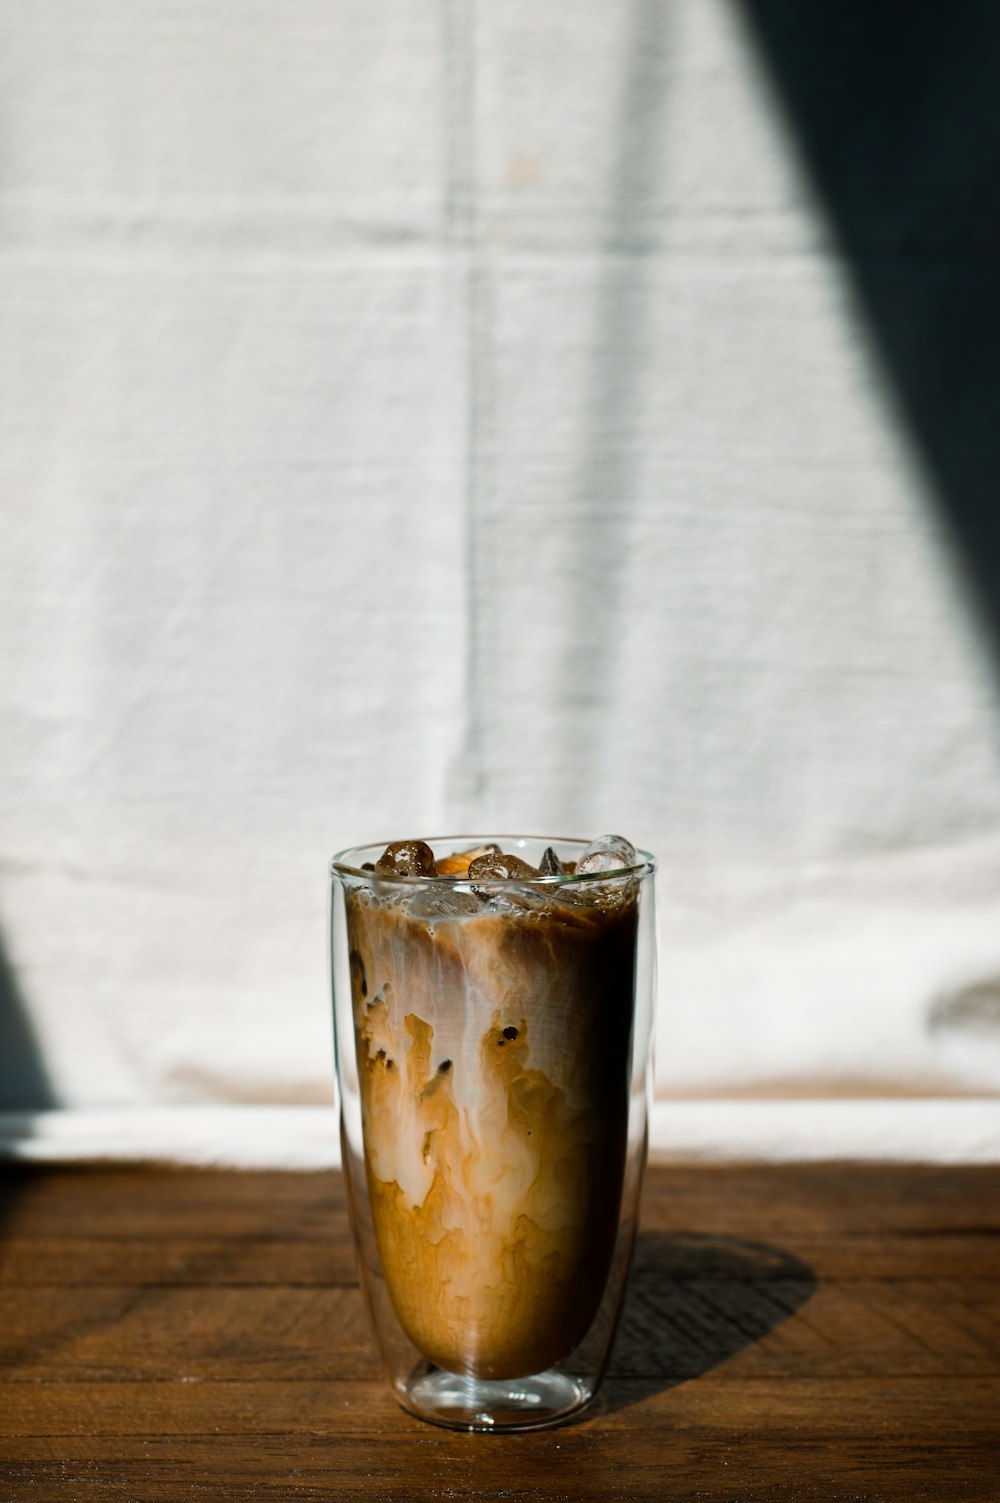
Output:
[[330, 833, 656, 885]]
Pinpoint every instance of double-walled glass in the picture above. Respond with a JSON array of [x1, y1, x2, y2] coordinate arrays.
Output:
[[330, 835, 656, 1432]]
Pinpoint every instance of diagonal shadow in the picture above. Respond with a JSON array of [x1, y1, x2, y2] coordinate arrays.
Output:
[[598, 1230, 817, 1413], [742, 0, 1000, 672]]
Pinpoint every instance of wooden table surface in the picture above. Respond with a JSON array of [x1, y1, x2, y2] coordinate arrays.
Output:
[[0, 1162, 997, 1502]]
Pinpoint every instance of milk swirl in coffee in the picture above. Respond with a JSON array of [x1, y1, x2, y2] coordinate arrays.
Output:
[[343, 836, 640, 1380]]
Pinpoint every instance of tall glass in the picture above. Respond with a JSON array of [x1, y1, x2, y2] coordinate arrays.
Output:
[[330, 835, 656, 1432]]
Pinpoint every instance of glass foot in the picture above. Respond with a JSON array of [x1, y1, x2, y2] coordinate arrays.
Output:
[[402, 1365, 591, 1432]]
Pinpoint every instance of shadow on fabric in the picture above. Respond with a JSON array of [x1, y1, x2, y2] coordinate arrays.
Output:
[[0, 928, 54, 1117], [742, 0, 1000, 665], [0, 929, 53, 1270], [598, 1231, 816, 1412]]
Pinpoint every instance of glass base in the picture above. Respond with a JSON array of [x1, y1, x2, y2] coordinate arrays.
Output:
[[401, 1364, 592, 1432]]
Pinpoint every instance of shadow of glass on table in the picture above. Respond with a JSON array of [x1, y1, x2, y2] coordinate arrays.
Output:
[[597, 1231, 817, 1414]]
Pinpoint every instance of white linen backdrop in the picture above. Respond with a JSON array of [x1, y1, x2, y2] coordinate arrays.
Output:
[[1, 0, 999, 1163]]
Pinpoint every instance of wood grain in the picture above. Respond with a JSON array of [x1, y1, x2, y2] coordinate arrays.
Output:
[[0, 1164, 997, 1501]]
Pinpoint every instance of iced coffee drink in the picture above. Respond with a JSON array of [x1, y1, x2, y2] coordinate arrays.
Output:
[[340, 835, 642, 1383]]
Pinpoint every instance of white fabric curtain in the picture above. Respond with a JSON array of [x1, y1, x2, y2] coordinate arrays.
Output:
[[2, 0, 999, 1161]]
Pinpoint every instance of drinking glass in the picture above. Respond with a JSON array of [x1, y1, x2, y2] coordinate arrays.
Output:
[[330, 835, 656, 1432]]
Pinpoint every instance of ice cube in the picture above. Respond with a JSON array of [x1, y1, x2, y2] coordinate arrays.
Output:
[[374, 840, 437, 878], [538, 846, 565, 876], [488, 885, 551, 915], [576, 834, 637, 875], [557, 871, 635, 914], [466, 851, 538, 880], [435, 843, 501, 877], [405, 887, 483, 919]]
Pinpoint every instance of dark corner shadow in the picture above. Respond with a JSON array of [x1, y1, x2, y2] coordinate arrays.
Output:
[[0, 924, 55, 1287], [0, 925, 55, 1164], [0, 927, 54, 1111], [742, 0, 1000, 666], [597, 1231, 817, 1414]]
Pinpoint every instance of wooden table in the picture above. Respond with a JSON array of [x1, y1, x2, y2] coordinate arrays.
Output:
[[0, 1163, 997, 1501]]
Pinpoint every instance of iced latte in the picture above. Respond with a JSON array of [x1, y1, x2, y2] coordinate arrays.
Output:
[[341, 835, 642, 1381]]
